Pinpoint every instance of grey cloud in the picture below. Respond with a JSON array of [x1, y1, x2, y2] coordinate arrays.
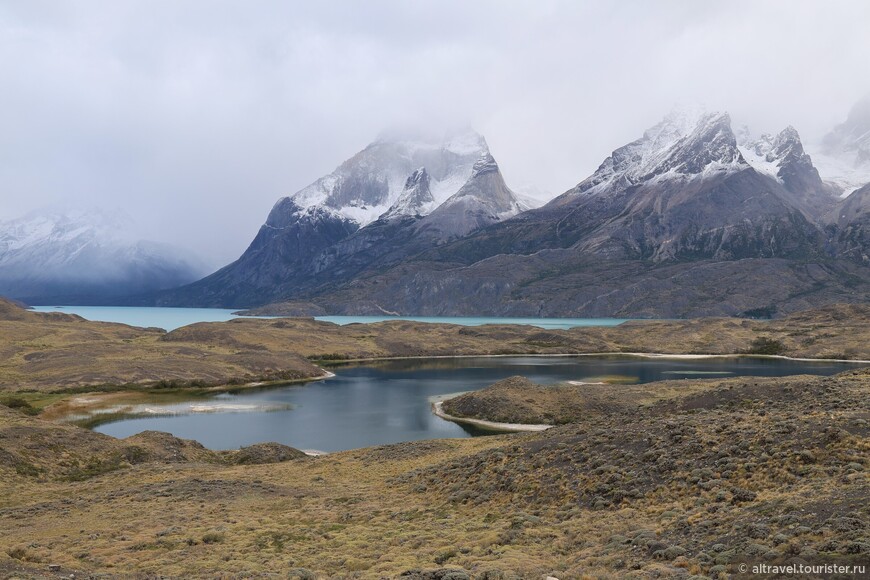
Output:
[[1, 0, 868, 267]]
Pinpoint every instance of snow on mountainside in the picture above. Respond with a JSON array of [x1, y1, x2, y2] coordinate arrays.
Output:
[[433, 153, 528, 219], [381, 167, 436, 220], [735, 124, 838, 221], [807, 95, 870, 197], [568, 108, 746, 199], [294, 106, 870, 318], [288, 128, 489, 225], [150, 129, 529, 308], [416, 152, 529, 240], [0, 207, 205, 303]]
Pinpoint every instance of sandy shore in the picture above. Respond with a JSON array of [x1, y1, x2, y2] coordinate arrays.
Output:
[[324, 352, 870, 364], [431, 400, 553, 433]]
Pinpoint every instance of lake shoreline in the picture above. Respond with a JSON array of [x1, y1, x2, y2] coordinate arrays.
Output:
[[431, 400, 553, 433], [321, 351, 870, 365], [41, 371, 336, 425], [43, 353, 867, 427]]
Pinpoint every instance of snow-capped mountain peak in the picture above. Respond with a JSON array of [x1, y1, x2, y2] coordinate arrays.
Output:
[[738, 125, 811, 183], [572, 108, 745, 196], [0, 207, 137, 256], [285, 128, 490, 227], [381, 167, 436, 220], [470, 152, 500, 177]]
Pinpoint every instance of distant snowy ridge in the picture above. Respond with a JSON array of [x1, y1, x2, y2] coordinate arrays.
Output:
[[0, 207, 206, 303]]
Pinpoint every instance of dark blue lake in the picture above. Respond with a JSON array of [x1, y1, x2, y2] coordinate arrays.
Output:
[[93, 355, 865, 452]]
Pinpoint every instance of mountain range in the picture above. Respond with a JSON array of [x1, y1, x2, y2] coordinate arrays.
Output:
[[5, 98, 870, 317], [0, 208, 205, 305], [140, 97, 870, 317], [150, 129, 533, 308]]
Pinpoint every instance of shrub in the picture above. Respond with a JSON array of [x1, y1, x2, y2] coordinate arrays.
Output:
[[741, 306, 777, 319], [62, 454, 126, 481], [0, 397, 39, 415], [745, 337, 786, 355]]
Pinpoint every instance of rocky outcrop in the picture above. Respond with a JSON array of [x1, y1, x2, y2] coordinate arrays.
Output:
[[382, 168, 436, 220], [414, 153, 527, 241], [740, 126, 838, 220]]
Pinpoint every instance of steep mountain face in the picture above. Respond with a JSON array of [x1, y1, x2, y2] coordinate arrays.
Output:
[[156, 105, 870, 316], [292, 109, 870, 317], [738, 126, 838, 220], [426, 111, 823, 266], [569, 110, 744, 197], [0, 208, 204, 304], [307, 152, 527, 288], [415, 153, 528, 241], [153, 132, 527, 307], [550, 112, 823, 262], [381, 168, 435, 220], [291, 129, 489, 225], [822, 94, 870, 167]]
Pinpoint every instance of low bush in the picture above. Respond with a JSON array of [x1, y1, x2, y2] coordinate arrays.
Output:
[[0, 397, 39, 415], [744, 337, 786, 355]]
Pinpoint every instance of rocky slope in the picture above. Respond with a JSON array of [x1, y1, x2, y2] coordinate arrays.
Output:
[[738, 125, 839, 220], [0, 208, 204, 305], [832, 182, 870, 263]]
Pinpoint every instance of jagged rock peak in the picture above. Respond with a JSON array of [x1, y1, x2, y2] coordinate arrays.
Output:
[[738, 125, 816, 183], [775, 125, 801, 144], [405, 167, 430, 189], [283, 127, 490, 228], [772, 126, 811, 163], [651, 111, 742, 176], [381, 167, 436, 220], [572, 108, 745, 196], [471, 152, 499, 177]]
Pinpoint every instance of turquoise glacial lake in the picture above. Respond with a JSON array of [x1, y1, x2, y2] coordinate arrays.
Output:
[[31, 305, 631, 331]]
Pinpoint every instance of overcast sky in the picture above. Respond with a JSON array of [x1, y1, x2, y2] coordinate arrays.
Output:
[[2, 0, 869, 267]]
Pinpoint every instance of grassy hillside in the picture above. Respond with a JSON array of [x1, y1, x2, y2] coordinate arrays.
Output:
[[3, 298, 868, 398], [1, 369, 867, 577]]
